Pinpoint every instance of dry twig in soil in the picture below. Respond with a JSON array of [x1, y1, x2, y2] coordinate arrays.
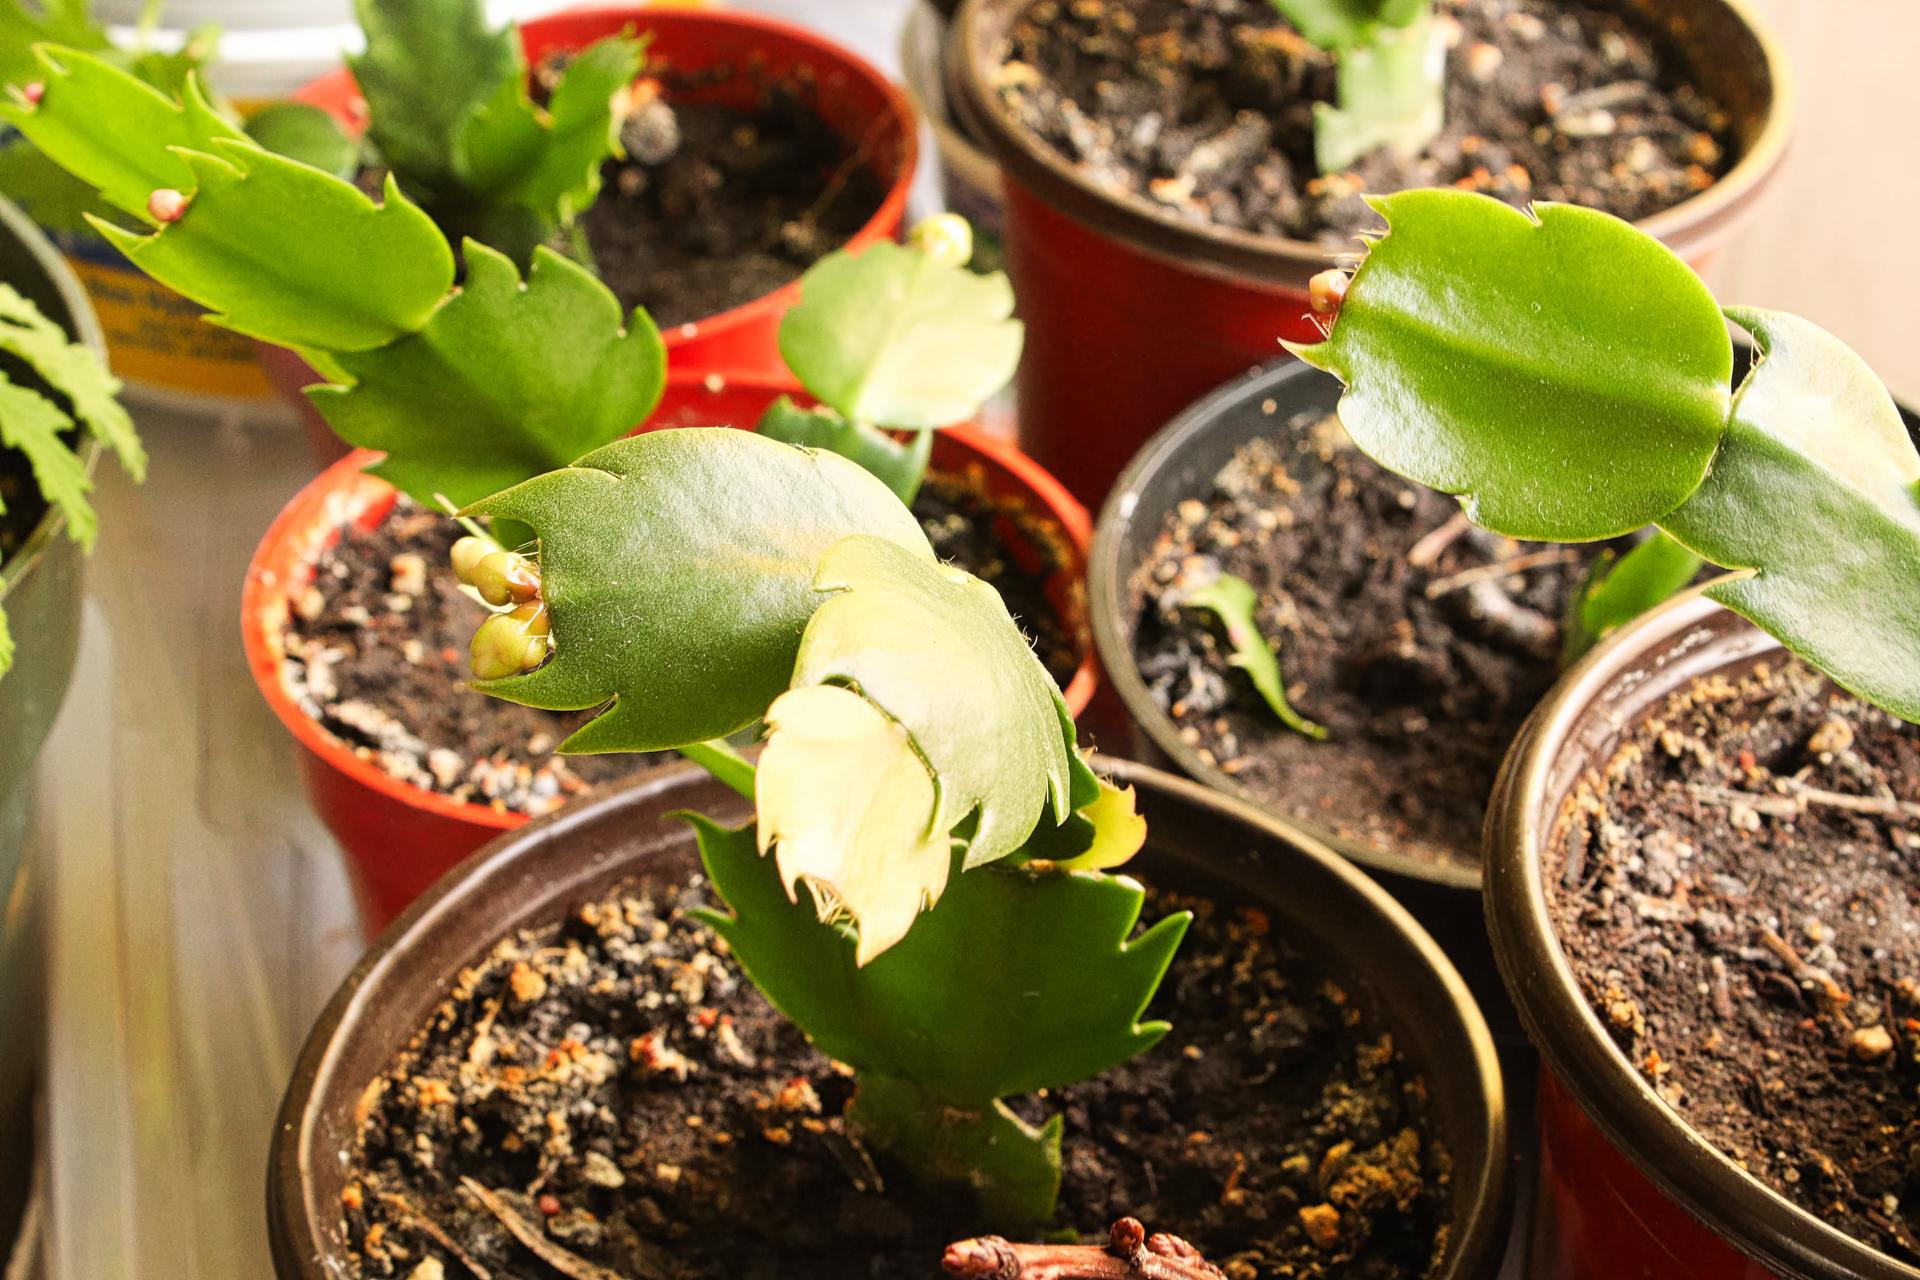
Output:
[[942, 1217, 1226, 1279]]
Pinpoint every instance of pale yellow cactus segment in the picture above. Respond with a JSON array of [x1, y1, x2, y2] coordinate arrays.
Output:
[[756, 684, 954, 966]]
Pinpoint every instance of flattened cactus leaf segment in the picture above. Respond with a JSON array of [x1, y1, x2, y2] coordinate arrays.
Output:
[[464, 431, 931, 752], [312, 241, 664, 508], [1661, 309, 1920, 722], [688, 813, 1188, 1106], [778, 240, 1023, 431], [790, 534, 1075, 870], [1294, 191, 1733, 541], [0, 47, 243, 221], [91, 145, 453, 353]]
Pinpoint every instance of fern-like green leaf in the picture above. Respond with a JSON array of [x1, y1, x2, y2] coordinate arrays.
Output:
[[0, 283, 142, 481], [0, 377, 89, 547], [310, 240, 663, 508], [0, 281, 144, 592]]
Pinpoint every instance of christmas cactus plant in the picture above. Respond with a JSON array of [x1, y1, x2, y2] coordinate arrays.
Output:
[[0, 37, 667, 514], [1273, 0, 1442, 173], [1297, 188, 1920, 722], [446, 420, 1185, 1225], [4, 0, 643, 267]]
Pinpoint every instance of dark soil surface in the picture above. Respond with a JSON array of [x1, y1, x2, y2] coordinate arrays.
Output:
[[282, 482, 1083, 815], [0, 450, 44, 568], [994, 0, 1733, 245], [582, 81, 887, 328], [280, 500, 655, 817], [340, 879, 1450, 1279], [1129, 413, 1606, 870], [1550, 659, 1920, 1263]]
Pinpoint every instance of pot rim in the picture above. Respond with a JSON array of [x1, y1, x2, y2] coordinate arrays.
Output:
[[241, 377, 1098, 839], [269, 753, 1509, 1280], [1091, 358, 1481, 892], [0, 194, 105, 609], [900, 0, 999, 184], [292, 4, 920, 352], [948, 0, 1794, 292], [1484, 587, 1920, 1280]]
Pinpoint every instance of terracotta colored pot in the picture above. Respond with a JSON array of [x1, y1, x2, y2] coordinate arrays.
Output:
[[268, 756, 1510, 1279], [949, 0, 1795, 508], [242, 376, 1095, 933], [1486, 593, 1920, 1279], [258, 2, 918, 423], [0, 195, 102, 1269]]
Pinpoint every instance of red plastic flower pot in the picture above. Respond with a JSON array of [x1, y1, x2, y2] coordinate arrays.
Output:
[[260, 2, 918, 442], [242, 376, 1096, 935], [947, 0, 1795, 509], [1485, 595, 1920, 1280]]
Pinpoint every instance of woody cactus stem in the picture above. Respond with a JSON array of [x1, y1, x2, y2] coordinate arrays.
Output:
[[942, 1217, 1225, 1280], [1274, 0, 1444, 173]]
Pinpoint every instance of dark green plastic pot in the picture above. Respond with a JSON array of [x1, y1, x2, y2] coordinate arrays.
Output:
[[0, 192, 103, 1263]]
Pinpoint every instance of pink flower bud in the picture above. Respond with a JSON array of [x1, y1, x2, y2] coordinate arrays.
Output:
[[148, 188, 190, 224]]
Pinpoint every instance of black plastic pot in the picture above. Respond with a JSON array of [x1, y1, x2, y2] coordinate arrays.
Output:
[[270, 757, 1511, 1278], [1090, 360, 1521, 1041], [0, 193, 102, 1266], [1486, 589, 1920, 1279]]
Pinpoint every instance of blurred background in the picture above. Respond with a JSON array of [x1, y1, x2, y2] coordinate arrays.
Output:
[[8, 2, 1913, 1278]]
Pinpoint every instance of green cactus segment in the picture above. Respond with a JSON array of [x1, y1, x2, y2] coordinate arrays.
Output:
[[1293, 191, 1733, 541], [463, 430, 932, 752], [778, 239, 1023, 432], [312, 241, 664, 508], [755, 395, 933, 504], [687, 812, 1188, 1221], [1313, 6, 1443, 172], [849, 1074, 1065, 1228], [0, 46, 244, 221], [91, 142, 454, 353], [349, 0, 523, 194], [1562, 530, 1704, 665], [1663, 309, 1920, 722], [453, 34, 644, 230]]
